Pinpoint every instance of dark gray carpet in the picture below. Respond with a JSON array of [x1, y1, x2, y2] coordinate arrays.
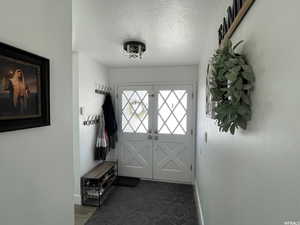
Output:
[[85, 180, 199, 225]]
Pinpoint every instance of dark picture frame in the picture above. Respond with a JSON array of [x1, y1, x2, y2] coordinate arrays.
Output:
[[0, 42, 50, 132]]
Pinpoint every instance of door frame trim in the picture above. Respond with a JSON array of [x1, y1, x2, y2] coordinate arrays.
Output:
[[114, 81, 197, 184]]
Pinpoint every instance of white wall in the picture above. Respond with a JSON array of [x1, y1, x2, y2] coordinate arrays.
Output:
[[109, 65, 198, 85], [0, 1, 73, 225], [73, 53, 110, 203], [72, 52, 81, 205], [196, 1, 300, 225]]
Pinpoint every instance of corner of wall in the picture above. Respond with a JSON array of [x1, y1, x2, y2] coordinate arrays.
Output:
[[194, 179, 205, 225], [76, 53, 110, 199], [74, 194, 81, 205]]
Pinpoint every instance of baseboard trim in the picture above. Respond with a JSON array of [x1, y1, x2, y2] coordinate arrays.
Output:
[[142, 178, 192, 185], [194, 179, 205, 225], [74, 194, 81, 205]]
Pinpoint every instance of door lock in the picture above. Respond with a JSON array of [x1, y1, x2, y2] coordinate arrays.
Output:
[[147, 130, 152, 140], [153, 130, 159, 140]]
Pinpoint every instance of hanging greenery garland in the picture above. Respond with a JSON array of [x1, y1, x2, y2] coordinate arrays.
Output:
[[209, 39, 255, 135]]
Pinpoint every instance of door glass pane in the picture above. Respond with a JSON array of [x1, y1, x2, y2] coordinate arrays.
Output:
[[158, 89, 188, 135], [121, 90, 149, 133]]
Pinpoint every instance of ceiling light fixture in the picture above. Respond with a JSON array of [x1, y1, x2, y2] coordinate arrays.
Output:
[[123, 41, 146, 59]]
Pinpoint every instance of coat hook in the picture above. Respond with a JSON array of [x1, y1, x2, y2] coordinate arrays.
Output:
[[88, 115, 93, 126], [92, 115, 96, 125], [94, 114, 98, 124], [90, 115, 94, 125], [84, 115, 90, 126], [91, 115, 96, 125]]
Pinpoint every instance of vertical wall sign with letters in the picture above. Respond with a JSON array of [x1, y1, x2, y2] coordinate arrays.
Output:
[[218, 0, 256, 45]]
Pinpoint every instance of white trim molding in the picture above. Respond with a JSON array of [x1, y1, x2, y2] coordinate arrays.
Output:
[[194, 179, 205, 225], [74, 194, 81, 205]]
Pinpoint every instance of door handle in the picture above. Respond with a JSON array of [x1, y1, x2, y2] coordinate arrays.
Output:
[[153, 130, 159, 140], [147, 130, 153, 140]]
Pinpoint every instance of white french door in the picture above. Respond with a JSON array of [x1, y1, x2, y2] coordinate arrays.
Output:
[[118, 86, 153, 179], [118, 84, 194, 183], [152, 85, 193, 182]]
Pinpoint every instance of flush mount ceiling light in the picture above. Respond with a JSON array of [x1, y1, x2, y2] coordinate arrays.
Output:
[[123, 41, 146, 59]]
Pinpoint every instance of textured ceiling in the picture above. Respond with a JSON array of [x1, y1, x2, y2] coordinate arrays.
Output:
[[73, 0, 212, 67]]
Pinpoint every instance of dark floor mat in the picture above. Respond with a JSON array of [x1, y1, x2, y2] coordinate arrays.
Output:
[[86, 181, 199, 225], [113, 176, 140, 187]]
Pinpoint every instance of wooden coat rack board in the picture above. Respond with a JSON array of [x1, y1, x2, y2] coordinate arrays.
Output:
[[219, 0, 256, 46]]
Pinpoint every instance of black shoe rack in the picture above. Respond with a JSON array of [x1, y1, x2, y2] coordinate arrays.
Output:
[[81, 161, 118, 207]]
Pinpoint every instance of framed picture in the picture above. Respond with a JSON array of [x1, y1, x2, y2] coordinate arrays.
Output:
[[0, 42, 50, 132], [206, 63, 217, 118]]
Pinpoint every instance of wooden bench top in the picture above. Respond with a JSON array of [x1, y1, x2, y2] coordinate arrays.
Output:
[[83, 161, 116, 179]]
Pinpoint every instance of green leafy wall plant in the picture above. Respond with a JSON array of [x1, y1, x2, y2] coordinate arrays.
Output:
[[210, 39, 255, 135]]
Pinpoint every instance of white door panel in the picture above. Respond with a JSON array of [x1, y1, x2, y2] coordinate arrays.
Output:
[[153, 141, 191, 182], [119, 138, 152, 179]]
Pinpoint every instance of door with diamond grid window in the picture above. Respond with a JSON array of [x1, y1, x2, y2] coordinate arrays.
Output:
[[152, 85, 193, 182], [118, 86, 153, 179], [118, 85, 193, 182]]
